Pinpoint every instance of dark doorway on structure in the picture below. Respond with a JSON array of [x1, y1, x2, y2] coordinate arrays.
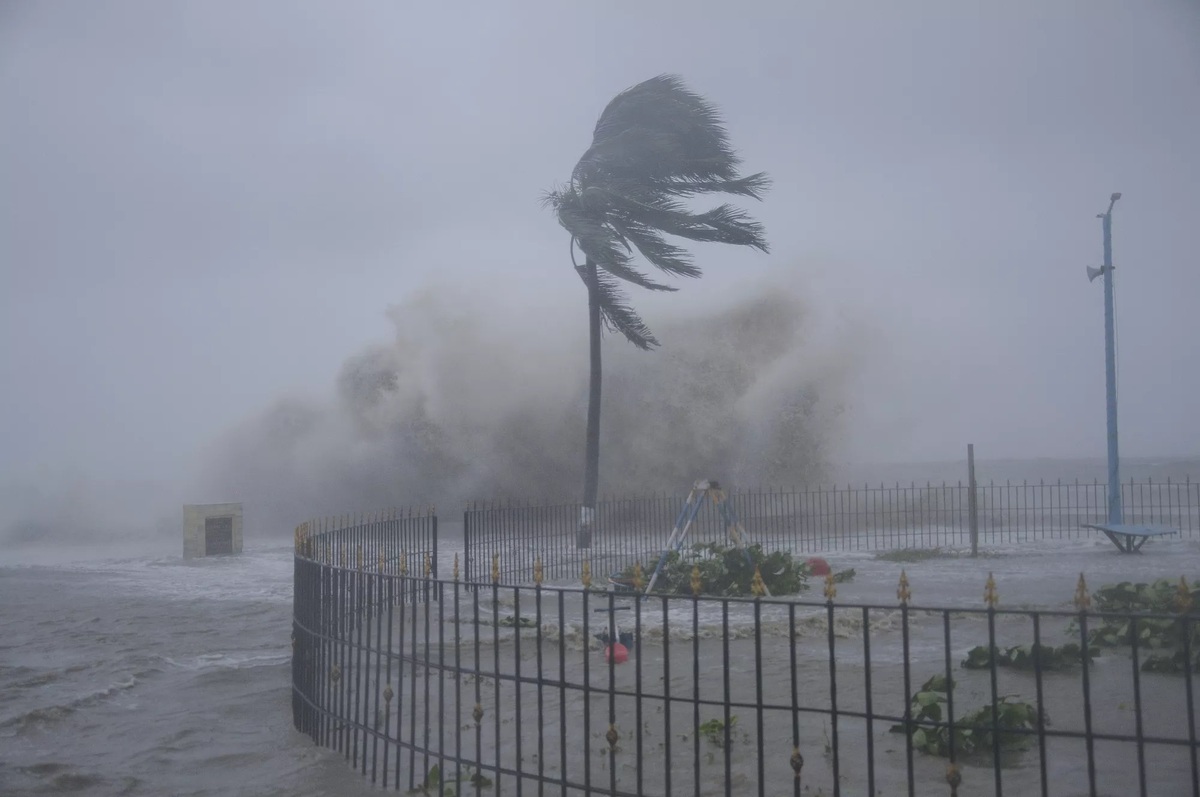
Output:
[[205, 516, 234, 555]]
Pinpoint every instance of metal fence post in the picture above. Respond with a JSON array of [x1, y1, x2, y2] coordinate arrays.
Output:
[[968, 444, 979, 557]]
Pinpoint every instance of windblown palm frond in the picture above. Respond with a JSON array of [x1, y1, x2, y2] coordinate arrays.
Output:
[[576, 263, 660, 350], [548, 73, 770, 349]]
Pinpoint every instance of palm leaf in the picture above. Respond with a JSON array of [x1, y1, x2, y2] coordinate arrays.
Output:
[[576, 74, 741, 183], [550, 189, 676, 292], [575, 264, 659, 350], [606, 219, 700, 279], [654, 172, 771, 200], [547, 74, 769, 348]]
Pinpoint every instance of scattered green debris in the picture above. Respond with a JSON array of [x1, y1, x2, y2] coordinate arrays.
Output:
[[1091, 578, 1198, 614], [407, 764, 493, 796], [875, 548, 944, 563], [961, 643, 1095, 672], [617, 542, 809, 597], [1070, 578, 1200, 674], [697, 715, 738, 747], [496, 614, 537, 629], [890, 675, 1044, 758]]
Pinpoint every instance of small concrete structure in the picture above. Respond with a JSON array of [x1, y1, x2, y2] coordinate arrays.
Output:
[[183, 503, 243, 559]]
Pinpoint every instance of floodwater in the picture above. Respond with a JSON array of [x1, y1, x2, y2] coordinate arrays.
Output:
[[3, 525, 1197, 796], [325, 533, 1200, 796]]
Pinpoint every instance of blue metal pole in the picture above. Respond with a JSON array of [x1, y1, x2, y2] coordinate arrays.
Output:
[[1100, 199, 1121, 524]]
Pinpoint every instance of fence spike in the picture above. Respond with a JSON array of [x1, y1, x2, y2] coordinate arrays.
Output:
[[984, 572, 998, 609], [399, 551, 408, 576], [897, 569, 911, 605], [453, 553, 460, 582], [946, 762, 962, 795], [425, 553, 433, 578], [582, 560, 592, 589], [824, 572, 837, 601], [534, 557, 543, 586], [632, 563, 645, 593], [1175, 576, 1193, 613], [690, 565, 702, 596], [751, 565, 766, 597], [491, 553, 500, 585], [1074, 573, 1091, 611]]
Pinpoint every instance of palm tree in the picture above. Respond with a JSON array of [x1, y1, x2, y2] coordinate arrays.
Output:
[[544, 74, 770, 548]]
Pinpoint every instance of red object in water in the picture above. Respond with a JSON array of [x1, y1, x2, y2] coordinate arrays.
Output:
[[605, 643, 629, 664], [807, 557, 831, 576]]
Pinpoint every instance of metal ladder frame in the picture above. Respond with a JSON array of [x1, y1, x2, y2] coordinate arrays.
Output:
[[642, 480, 770, 597]]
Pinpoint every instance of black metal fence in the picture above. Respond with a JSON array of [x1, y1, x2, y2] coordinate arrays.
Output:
[[292, 514, 1200, 796], [292, 509, 438, 754], [464, 478, 1200, 585]]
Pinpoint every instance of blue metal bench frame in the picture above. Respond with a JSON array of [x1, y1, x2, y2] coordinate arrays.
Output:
[[1082, 523, 1178, 553]]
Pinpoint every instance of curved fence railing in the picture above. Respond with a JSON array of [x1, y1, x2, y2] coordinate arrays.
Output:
[[291, 510, 438, 758], [293, 511, 1200, 796], [464, 478, 1200, 585]]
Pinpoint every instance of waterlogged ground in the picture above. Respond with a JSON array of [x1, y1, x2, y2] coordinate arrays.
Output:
[[3, 529, 1197, 796], [328, 532, 1200, 796], [0, 542, 385, 797]]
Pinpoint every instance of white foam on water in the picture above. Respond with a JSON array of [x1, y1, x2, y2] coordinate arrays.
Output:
[[5, 543, 298, 604], [158, 651, 292, 672]]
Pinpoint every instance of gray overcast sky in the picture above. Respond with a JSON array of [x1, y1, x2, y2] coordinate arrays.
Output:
[[2, 0, 1198, 494]]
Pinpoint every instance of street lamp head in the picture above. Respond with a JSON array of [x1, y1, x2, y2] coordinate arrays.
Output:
[[1111, 192, 1122, 202]]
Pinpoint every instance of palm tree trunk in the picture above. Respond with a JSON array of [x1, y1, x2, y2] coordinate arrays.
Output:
[[578, 257, 601, 549]]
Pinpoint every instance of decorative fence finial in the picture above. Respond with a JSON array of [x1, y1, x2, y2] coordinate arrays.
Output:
[[632, 563, 645, 592], [946, 762, 962, 795], [491, 553, 500, 585], [581, 560, 593, 589], [534, 557, 544, 586], [1175, 576, 1193, 613], [473, 703, 483, 725], [356, 545, 363, 570], [823, 572, 837, 601], [1074, 573, 1091, 612], [751, 565, 766, 597], [453, 553, 460, 582], [690, 564, 702, 596], [897, 569, 912, 605], [606, 723, 620, 750], [329, 664, 341, 683], [424, 552, 433, 578], [378, 551, 385, 573], [790, 746, 804, 781], [399, 551, 408, 576], [984, 572, 998, 609], [383, 684, 394, 703]]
